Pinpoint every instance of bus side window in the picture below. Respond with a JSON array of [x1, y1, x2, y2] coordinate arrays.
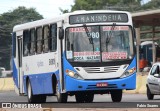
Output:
[[30, 29, 36, 55], [23, 30, 30, 56], [43, 25, 49, 52], [36, 27, 43, 54], [50, 24, 57, 51], [12, 32, 16, 58]]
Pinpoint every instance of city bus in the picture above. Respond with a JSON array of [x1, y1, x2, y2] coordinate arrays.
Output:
[[12, 10, 136, 103]]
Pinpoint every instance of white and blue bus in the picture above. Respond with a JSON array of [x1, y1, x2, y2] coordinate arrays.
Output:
[[12, 10, 136, 103]]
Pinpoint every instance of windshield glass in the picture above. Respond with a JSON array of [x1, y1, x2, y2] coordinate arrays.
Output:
[[66, 25, 134, 62]]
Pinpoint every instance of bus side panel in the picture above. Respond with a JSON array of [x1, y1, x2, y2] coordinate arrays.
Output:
[[23, 72, 59, 95], [22, 51, 59, 95], [12, 59, 18, 88], [12, 32, 19, 89], [24, 73, 52, 95]]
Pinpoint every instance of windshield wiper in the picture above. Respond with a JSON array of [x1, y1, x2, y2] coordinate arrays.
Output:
[[106, 23, 116, 44], [83, 24, 93, 44], [83, 24, 94, 51], [106, 23, 116, 50]]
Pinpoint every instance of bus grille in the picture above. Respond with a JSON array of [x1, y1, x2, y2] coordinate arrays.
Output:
[[83, 66, 120, 73]]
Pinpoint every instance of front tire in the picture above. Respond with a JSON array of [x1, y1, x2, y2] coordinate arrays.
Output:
[[110, 90, 122, 102], [56, 83, 68, 103], [147, 86, 154, 100], [84, 94, 94, 103], [75, 93, 94, 103], [27, 80, 46, 103], [27, 80, 37, 103]]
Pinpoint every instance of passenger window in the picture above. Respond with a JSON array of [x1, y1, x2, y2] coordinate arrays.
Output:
[[36, 27, 43, 54], [157, 66, 160, 74], [50, 24, 57, 51], [30, 29, 36, 55], [43, 26, 49, 52], [23, 30, 30, 56], [12, 32, 16, 58]]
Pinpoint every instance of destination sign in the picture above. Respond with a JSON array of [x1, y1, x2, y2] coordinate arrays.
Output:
[[69, 13, 128, 24]]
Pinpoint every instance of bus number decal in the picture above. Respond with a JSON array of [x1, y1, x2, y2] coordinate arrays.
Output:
[[49, 59, 55, 65], [89, 32, 99, 39]]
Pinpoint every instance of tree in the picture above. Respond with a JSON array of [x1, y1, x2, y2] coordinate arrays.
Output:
[[59, 8, 70, 14], [140, 0, 160, 10], [59, 0, 142, 13], [0, 6, 43, 69], [71, 0, 108, 11]]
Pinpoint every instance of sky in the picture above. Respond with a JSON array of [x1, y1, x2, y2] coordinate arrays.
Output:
[[0, 0, 74, 18], [141, 0, 151, 5], [0, 0, 151, 19]]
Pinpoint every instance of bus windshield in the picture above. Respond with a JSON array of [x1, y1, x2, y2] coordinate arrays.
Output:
[[66, 25, 134, 62]]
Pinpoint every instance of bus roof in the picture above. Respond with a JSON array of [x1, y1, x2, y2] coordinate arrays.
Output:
[[13, 14, 65, 32], [13, 10, 131, 32], [141, 41, 158, 46]]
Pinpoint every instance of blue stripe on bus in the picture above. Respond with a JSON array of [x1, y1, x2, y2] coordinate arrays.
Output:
[[23, 70, 59, 95], [12, 60, 18, 88]]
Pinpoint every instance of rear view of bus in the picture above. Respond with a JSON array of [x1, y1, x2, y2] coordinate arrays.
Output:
[[64, 10, 136, 102]]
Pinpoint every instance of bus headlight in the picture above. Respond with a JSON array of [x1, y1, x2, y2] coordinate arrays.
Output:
[[66, 69, 83, 80], [68, 71, 75, 77], [121, 67, 136, 78]]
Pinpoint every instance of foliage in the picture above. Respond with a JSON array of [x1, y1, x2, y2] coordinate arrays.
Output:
[[60, 0, 142, 13], [0, 6, 43, 69], [71, 0, 113, 11], [60, 0, 160, 13], [139, 0, 160, 10], [59, 8, 70, 14]]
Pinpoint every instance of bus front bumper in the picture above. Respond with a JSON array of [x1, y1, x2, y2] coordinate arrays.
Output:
[[65, 73, 136, 92]]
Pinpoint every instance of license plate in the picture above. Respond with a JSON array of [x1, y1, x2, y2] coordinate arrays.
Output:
[[96, 82, 108, 87]]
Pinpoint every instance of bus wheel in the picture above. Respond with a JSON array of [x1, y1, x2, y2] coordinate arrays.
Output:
[[37, 95, 47, 103], [75, 93, 94, 103], [75, 93, 85, 103], [147, 86, 154, 100], [27, 80, 46, 103], [27, 80, 37, 103], [110, 90, 122, 102], [56, 83, 68, 103], [84, 94, 94, 103]]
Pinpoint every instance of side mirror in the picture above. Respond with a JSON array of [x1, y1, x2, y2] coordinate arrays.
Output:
[[153, 73, 160, 78], [59, 27, 64, 39]]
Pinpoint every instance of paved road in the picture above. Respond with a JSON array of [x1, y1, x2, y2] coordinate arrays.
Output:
[[0, 91, 160, 108]]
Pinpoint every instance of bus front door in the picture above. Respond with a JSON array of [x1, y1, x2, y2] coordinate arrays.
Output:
[[17, 36, 24, 95]]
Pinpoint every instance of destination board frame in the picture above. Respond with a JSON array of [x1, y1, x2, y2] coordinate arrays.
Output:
[[69, 13, 128, 24]]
